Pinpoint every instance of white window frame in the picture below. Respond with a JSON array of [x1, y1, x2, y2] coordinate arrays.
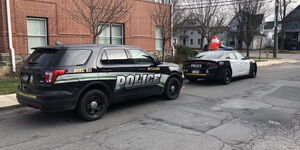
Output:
[[27, 17, 48, 53], [156, 27, 163, 51], [99, 23, 124, 45]]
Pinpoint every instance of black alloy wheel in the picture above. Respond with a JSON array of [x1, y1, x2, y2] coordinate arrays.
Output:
[[221, 68, 232, 84], [77, 90, 108, 121], [164, 77, 181, 100]]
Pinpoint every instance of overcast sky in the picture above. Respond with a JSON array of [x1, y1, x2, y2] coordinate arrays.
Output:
[[265, 0, 300, 21], [179, 0, 300, 22]]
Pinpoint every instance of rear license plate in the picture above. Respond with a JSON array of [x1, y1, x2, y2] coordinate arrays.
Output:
[[192, 70, 200, 74]]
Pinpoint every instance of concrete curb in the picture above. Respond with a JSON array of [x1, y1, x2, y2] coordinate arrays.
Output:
[[0, 104, 23, 111]]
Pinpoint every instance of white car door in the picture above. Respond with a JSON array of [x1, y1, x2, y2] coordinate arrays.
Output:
[[226, 52, 241, 77], [234, 52, 250, 75]]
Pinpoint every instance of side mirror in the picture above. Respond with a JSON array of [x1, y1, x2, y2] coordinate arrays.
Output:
[[154, 59, 162, 65]]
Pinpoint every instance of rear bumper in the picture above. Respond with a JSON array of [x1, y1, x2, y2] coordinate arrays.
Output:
[[184, 67, 224, 80], [16, 89, 77, 112]]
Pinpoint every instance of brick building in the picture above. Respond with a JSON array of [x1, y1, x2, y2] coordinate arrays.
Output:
[[0, 0, 171, 68]]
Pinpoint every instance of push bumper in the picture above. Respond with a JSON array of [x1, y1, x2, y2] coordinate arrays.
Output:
[[16, 89, 77, 112]]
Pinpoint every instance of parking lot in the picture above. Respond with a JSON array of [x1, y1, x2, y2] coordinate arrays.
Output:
[[1, 62, 300, 150]]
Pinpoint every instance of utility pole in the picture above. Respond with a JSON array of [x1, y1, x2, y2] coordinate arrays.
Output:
[[274, 0, 279, 58]]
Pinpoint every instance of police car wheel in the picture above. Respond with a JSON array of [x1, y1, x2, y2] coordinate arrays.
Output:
[[76, 90, 108, 121], [164, 77, 181, 100], [221, 68, 232, 84], [249, 64, 257, 78]]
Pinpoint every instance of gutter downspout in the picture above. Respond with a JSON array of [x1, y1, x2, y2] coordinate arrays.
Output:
[[170, 0, 176, 61], [6, 0, 16, 72]]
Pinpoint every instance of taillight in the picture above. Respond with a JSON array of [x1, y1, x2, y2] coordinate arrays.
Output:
[[45, 70, 67, 84]]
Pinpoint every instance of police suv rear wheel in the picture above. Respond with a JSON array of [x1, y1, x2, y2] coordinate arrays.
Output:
[[77, 90, 108, 121], [164, 77, 181, 100]]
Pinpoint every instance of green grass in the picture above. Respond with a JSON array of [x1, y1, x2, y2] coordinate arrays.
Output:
[[0, 77, 19, 95]]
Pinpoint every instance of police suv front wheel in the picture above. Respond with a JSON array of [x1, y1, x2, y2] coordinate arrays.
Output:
[[163, 77, 181, 100], [76, 90, 108, 121]]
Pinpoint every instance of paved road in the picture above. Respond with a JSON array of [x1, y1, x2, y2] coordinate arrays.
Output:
[[1, 62, 300, 150]]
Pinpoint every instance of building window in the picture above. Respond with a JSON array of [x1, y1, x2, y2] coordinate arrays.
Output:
[[183, 38, 186, 45], [198, 39, 201, 45], [156, 27, 163, 50], [152, 0, 170, 3], [27, 18, 48, 53], [190, 39, 193, 45], [191, 32, 193, 35], [99, 23, 124, 45]]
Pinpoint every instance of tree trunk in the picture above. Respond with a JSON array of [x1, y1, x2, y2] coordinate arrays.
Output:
[[200, 36, 204, 49], [92, 35, 97, 44], [207, 38, 211, 51], [246, 44, 250, 57], [162, 40, 166, 62]]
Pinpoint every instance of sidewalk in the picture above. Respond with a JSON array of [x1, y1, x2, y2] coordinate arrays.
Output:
[[0, 94, 20, 110], [256, 59, 299, 67], [0, 58, 299, 110]]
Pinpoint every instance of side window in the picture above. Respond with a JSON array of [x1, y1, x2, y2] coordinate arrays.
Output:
[[60, 50, 92, 66], [234, 52, 245, 60], [129, 49, 154, 64], [226, 53, 237, 59], [101, 49, 129, 64]]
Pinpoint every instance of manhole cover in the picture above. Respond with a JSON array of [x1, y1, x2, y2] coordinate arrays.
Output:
[[267, 86, 300, 102]]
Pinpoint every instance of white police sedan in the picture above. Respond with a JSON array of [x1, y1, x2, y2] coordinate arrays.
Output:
[[183, 50, 257, 84]]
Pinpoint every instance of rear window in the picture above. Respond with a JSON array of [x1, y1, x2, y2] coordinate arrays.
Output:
[[26, 49, 60, 67], [194, 51, 225, 59], [26, 49, 92, 67]]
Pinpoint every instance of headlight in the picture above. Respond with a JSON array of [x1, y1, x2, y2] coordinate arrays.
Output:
[[219, 62, 225, 65]]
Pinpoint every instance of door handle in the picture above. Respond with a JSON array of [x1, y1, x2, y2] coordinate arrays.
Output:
[[138, 68, 147, 71]]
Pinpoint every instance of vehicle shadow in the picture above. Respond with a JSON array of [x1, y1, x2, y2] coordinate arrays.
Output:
[[2, 96, 162, 127], [184, 77, 250, 86]]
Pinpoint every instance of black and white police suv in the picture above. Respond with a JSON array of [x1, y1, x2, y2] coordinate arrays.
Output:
[[183, 50, 257, 84], [17, 44, 183, 121]]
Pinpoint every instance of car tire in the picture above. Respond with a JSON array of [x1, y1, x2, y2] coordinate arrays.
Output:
[[163, 77, 181, 100], [220, 68, 232, 84], [187, 78, 197, 83], [249, 64, 257, 78], [76, 89, 108, 121]]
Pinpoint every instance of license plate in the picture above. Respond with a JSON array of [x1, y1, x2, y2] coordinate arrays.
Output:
[[192, 70, 200, 74]]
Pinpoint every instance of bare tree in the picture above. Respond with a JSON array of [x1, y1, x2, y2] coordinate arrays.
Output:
[[190, 0, 229, 50], [232, 0, 265, 57], [279, 0, 293, 50], [151, 0, 184, 61], [63, 0, 131, 44]]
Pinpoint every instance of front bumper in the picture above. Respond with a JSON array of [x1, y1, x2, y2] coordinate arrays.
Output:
[[16, 89, 77, 112]]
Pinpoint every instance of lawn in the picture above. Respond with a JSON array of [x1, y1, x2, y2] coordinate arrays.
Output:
[[0, 77, 19, 95]]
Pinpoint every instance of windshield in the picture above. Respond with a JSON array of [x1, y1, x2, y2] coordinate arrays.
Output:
[[194, 51, 225, 59]]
